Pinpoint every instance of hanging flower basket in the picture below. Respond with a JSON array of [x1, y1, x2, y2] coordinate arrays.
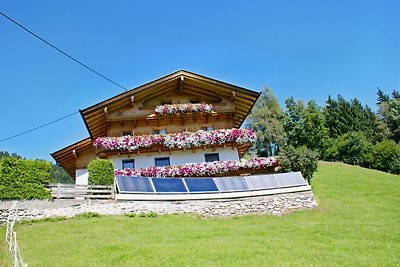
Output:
[[154, 103, 214, 115], [93, 128, 257, 152], [114, 157, 277, 177]]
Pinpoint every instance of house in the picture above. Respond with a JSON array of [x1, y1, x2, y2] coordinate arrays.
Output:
[[55, 72, 287, 183]]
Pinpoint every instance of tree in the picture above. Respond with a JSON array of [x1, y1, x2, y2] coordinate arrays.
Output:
[[283, 97, 305, 147], [377, 89, 400, 143], [247, 87, 285, 156], [303, 100, 329, 153]]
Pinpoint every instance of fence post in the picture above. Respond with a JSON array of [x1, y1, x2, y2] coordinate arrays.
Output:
[[57, 183, 61, 199]]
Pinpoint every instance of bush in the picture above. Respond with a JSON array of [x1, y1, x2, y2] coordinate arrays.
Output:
[[0, 157, 52, 200], [336, 132, 372, 165], [277, 145, 319, 182], [87, 158, 114, 185], [370, 140, 400, 174]]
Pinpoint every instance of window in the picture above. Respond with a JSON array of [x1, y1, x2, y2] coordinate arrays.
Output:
[[190, 99, 200, 104], [161, 100, 172, 105], [205, 153, 220, 162], [200, 126, 214, 132], [122, 159, 135, 169], [122, 131, 131, 136], [153, 129, 167, 135], [155, 157, 170, 167]]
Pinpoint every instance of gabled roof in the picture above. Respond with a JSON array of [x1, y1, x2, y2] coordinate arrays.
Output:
[[80, 70, 260, 138], [51, 138, 93, 179]]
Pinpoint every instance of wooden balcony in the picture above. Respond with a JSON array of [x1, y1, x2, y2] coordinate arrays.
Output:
[[105, 105, 235, 122], [97, 142, 250, 158]]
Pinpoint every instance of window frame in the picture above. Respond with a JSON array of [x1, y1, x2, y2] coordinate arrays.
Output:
[[204, 153, 220, 162], [122, 159, 135, 169], [154, 157, 171, 167]]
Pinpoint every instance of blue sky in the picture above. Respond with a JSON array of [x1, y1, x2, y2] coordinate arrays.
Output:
[[0, 0, 399, 161]]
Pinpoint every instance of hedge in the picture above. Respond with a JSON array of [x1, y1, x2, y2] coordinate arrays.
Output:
[[0, 157, 52, 200], [87, 158, 114, 185]]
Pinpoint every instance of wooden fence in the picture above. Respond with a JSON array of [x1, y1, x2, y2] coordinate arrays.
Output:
[[48, 184, 115, 199]]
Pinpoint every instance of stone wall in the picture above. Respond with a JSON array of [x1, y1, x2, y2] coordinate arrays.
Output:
[[0, 191, 317, 225]]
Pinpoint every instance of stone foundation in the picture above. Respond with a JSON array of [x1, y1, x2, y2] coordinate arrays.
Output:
[[0, 191, 317, 224]]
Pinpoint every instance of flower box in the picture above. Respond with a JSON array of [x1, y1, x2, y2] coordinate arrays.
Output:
[[114, 157, 277, 177], [94, 128, 257, 152], [154, 103, 214, 115]]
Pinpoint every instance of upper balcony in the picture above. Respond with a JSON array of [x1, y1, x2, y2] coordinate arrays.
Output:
[[105, 104, 235, 124]]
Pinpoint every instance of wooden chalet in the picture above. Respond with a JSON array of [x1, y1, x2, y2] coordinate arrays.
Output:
[[51, 70, 261, 184]]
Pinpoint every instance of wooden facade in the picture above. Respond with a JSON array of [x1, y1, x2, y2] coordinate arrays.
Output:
[[51, 70, 260, 181]]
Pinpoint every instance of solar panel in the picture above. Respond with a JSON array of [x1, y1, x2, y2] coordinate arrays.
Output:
[[184, 178, 219, 193], [116, 176, 154, 193], [152, 178, 188, 193], [245, 174, 278, 190], [273, 172, 308, 188], [214, 176, 249, 191]]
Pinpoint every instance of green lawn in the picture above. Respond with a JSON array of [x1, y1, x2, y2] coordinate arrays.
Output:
[[1, 162, 399, 266]]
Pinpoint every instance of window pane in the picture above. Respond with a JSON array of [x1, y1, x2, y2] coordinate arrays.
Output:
[[155, 157, 170, 167], [205, 153, 220, 162], [122, 159, 135, 169]]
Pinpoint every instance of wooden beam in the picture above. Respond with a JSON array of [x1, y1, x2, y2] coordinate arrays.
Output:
[[130, 96, 135, 107]]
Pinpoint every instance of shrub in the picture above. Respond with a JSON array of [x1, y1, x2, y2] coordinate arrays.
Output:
[[87, 158, 114, 185], [0, 157, 52, 200], [370, 140, 400, 174], [336, 132, 372, 165], [277, 145, 319, 182]]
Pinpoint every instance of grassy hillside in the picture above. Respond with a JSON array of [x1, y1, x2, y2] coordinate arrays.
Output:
[[1, 162, 399, 266]]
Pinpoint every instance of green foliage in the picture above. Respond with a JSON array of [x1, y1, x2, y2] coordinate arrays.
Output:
[[378, 97, 400, 143], [322, 132, 373, 166], [323, 95, 382, 141], [284, 98, 329, 154], [247, 87, 285, 156], [76, 212, 102, 219], [51, 164, 73, 184], [277, 145, 319, 182], [87, 158, 114, 185], [367, 140, 400, 174], [0, 151, 23, 160], [0, 157, 52, 200]]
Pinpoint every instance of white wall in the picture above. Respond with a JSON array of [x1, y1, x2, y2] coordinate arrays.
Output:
[[75, 169, 88, 185], [111, 147, 239, 170]]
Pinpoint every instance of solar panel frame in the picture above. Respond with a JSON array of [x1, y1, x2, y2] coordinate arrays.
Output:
[[244, 174, 279, 190], [184, 178, 219, 193], [151, 178, 188, 193], [214, 176, 249, 192], [273, 172, 308, 188]]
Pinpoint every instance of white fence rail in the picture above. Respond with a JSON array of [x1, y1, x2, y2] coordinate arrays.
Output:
[[48, 184, 115, 199], [5, 202, 27, 267]]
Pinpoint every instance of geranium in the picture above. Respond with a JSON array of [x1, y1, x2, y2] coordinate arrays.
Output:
[[93, 128, 257, 152], [114, 157, 277, 177], [154, 103, 214, 115]]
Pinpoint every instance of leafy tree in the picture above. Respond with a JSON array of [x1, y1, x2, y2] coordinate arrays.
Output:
[[283, 97, 305, 147], [377, 89, 400, 143], [51, 164, 73, 184], [247, 87, 285, 156], [277, 145, 319, 182]]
